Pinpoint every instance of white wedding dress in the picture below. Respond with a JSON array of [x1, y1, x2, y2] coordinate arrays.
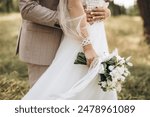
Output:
[[22, 0, 117, 100]]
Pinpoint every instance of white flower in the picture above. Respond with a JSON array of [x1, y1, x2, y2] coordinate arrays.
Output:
[[124, 67, 128, 72], [124, 72, 129, 77], [118, 58, 125, 65], [99, 64, 105, 74], [119, 76, 126, 82], [110, 72, 114, 78], [127, 62, 133, 67], [117, 55, 122, 61], [112, 69, 118, 74], [123, 68, 130, 76], [125, 56, 133, 66], [116, 83, 122, 92], [101, 82, 107, 87], [108, 66, 114, 71], [107, 80, 116, 88], [115, 66, 125, 75], [112, 76, 118, 82], [110, 69, 121, 80], [126, 56, 131, 62], [99, 49, 132, 92]]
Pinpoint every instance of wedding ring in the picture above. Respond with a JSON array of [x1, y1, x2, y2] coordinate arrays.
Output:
[[102, 16, 105, 19]]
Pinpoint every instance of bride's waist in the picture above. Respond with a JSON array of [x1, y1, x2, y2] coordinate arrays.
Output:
[[89, 21, 104, 29]]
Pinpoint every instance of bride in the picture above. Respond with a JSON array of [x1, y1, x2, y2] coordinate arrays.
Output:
[[22, 0, 117, 100]]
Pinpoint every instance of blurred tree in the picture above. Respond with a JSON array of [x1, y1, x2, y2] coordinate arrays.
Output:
[[127, 4, 139, 16], [0, 0, 19, 12], [5, 0, 14, 12], [109, 2, 126, 16], [137, 0, 150, 44]]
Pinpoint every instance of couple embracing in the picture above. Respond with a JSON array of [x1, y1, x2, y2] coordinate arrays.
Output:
[[16, 0, 117, 100]]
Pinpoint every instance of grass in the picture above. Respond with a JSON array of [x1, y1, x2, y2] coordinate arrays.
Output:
[[0, 13, 150, 100], [0, 13, 28, 100]]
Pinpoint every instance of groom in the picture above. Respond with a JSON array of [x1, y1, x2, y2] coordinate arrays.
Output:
[[17, 0, 111, 87]]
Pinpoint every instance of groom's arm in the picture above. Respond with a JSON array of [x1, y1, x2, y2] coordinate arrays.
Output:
[[19, 0, 58, 27]]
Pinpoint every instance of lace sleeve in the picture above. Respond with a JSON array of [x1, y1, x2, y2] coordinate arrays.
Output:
[[58, 0, 90, 41]]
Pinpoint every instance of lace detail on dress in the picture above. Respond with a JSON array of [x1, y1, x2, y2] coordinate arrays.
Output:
[[83, 0, 109, 10]]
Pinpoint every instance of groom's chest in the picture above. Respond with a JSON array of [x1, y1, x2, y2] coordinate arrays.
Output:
[[38, 0, 60, 10]]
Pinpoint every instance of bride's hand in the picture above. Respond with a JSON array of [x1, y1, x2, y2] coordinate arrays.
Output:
[[85, 7, 111, 24], [83, 44, 98, 66]]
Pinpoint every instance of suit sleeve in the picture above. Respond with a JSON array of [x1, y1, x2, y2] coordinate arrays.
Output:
[[19, 0, 58, 27]]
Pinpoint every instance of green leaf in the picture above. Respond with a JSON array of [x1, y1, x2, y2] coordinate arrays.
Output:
[[107, 75, 113, 81], [74, 52, 87, 65], [100, 74, 107, 82]]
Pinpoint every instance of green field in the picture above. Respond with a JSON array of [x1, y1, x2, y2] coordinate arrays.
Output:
[[0, 13, 150, 100]]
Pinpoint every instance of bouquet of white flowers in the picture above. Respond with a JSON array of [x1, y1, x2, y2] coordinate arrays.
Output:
[[74, 49, 133, 92]]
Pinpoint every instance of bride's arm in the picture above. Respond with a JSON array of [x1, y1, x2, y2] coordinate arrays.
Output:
[[67, 0, 98, 65], [68, 0, 89, 39]]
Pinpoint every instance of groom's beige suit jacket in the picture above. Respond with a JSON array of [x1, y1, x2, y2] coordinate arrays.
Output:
[[16, 0, 63, 65]]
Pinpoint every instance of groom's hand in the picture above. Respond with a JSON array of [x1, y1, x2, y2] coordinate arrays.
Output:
[[86, 7, 111, 24]]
